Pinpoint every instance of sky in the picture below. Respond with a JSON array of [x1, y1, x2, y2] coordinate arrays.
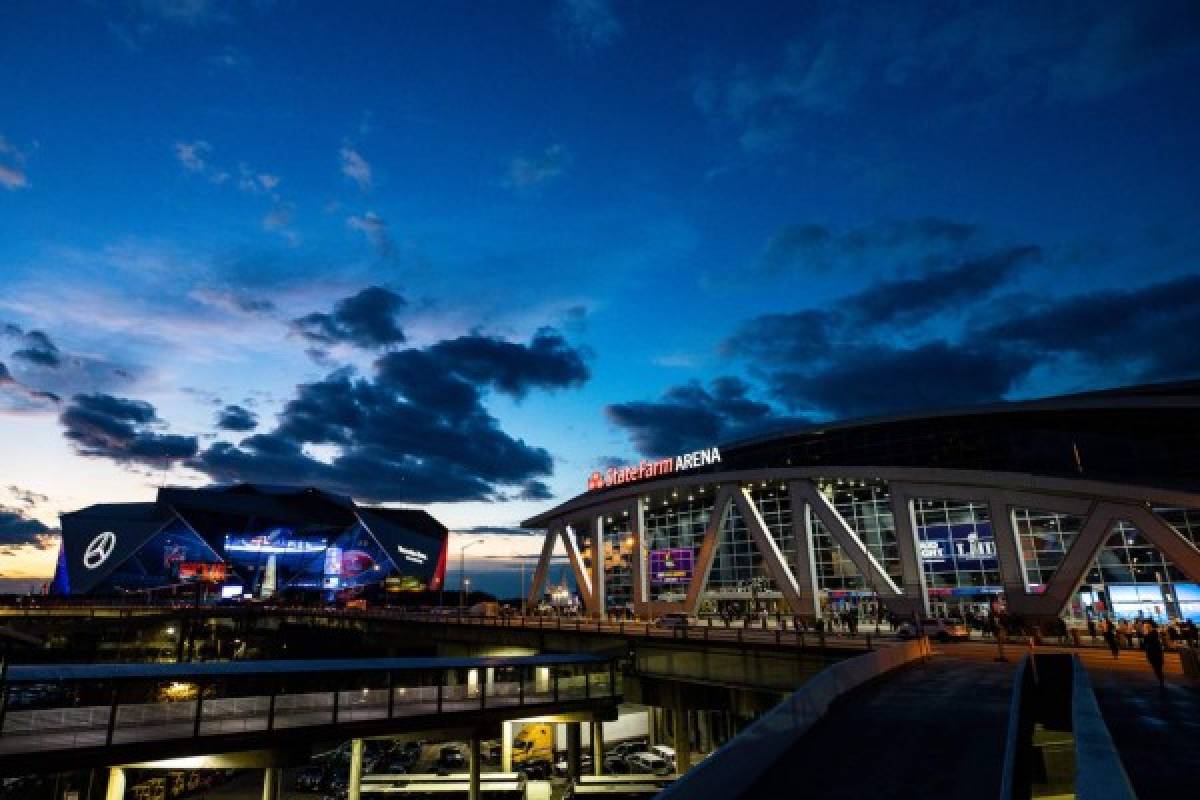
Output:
[[1, 1, 1198, 595]]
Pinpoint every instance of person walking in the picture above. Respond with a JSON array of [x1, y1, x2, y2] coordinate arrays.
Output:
[[1102, 618, 1120, 660], [1087, 616, 1097, 645], [1141, 620, 1166, 689]]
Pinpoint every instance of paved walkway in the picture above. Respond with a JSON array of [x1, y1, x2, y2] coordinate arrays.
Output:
[[1088, 665, 1200, 798], [741, 657, 1016, 800]]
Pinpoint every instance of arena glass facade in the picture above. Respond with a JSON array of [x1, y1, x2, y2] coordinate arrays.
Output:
[[524, 382, 1200, 626], [52, 484, 448, 600]]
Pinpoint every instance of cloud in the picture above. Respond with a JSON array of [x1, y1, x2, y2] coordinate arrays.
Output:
[[6, 486, 49, 510], [291, 286, 407, 349], [760, 218, 981, 273], [979, 273, 1200, 383], [193, 311, 590, 503], [694, 4, 1200, 150], [764, 341, 1036, 419], [553, 0, 621, 50], [505, 144, 569, 189], [0, 322, 141, 407], [189, 287, 276, 314], [0, 505, 55, 549], [215, 403, 258, 432], [606, 377, 805, 457], [346, 212, 393, 257], [340, 145, 372, 190], [9, 329, 63, 368], [725, 219, 1200, 419], [174, 140, 230, 186], [0, 359, 61, 414], [60, 393, 199, 466], [0, 135, 30, 190]]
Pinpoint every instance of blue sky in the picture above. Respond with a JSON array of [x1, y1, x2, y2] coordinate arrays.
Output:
[[1, 1, 1198, 593]]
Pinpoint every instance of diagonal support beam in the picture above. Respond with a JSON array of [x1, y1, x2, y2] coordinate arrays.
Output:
[[733, 487, 804, 615], [1017, 500, 1112, 616], [564, 525, 595, 613], [787, 482, 821, 618], [683, 486, 736, 615], [794, 481, 902, 597], [526, 526, 559, 610]]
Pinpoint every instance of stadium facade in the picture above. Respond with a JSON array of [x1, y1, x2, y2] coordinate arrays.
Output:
[[52, 484, 448, 599], [524, 382, 1200, 626]]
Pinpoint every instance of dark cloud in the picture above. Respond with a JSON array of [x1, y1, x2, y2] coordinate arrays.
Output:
[[765, 341, 1036, 419], [6, 486, 48, 509], [606, 377, 805, 457], [848, 246, 1041, 327], [60, 393, 198, 465], [291, 286, 406, 349], [0, 359, 61, 413], [10, 329, 62, 368], [0, 505, 55, 549], [215, 404, 258, 432], [761, 218, 980, 273], [979, 273, 1200, 382], [726, 223, 1198, 420], [193, 309, 590, 503], [426, 329, 589, 398]]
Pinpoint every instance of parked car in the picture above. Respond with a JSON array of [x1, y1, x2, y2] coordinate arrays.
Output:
[[896, 618, 970, 642], [603, 754, 631, 774], [650, 745, 676, 767], [655, 613, 690, 628], [518, 757, 553, 780], [293, 766, 324, 791], [610, 740, 649, 758], [627, 752, 672, 776], [438, 745, 466, 769]]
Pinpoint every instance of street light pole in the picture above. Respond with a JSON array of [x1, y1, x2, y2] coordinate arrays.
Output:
[[459, 539, 485, 610]]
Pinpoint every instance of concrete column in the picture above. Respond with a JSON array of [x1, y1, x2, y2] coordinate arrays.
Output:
[[647, 707, 658, 746], [349, 738, 364, 800], [696, 710, 711, 754], [566, 722, 582, 781], [632, 498, 649, 607], [672, 707, 691, 773], [105, 768, 126, 800], [591, 719, 605, 776], [261, 767, 282, 800], [469, 735, 481, 800], [501, 720, 514, 772], [593, 516, 606, 618]]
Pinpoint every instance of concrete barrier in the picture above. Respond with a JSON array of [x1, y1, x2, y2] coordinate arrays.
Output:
[[1072, 659, 1136, 800], [655, 638, 931, 799]]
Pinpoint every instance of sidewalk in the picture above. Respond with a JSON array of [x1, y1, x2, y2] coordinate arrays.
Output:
[[739, 657, 1016, 800]]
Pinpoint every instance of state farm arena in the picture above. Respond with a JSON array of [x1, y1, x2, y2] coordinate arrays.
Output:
[[524, 382, 1200, 627]]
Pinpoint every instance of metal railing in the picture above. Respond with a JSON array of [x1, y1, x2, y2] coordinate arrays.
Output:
[[0, 656, 616, 757]]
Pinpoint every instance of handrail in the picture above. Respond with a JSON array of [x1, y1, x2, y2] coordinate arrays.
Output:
[[655, 637, 930, 799]]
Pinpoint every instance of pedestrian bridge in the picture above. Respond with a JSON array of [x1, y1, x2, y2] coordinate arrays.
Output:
[[0, 653, 619, 774]]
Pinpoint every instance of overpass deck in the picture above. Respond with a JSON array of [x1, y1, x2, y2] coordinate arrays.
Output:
[[0, 654, 619, 774]]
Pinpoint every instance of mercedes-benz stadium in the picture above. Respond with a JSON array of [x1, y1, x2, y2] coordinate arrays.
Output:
[[524, 381, 1200, 628], [52, 484, 448, 600]]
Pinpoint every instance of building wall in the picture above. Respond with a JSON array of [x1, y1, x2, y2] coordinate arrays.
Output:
[[528, 466, 1200, 626]]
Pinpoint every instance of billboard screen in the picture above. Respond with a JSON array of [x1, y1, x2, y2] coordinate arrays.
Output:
[[649, 548, 694, 585]]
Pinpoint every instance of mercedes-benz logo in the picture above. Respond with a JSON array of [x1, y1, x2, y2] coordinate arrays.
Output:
[[84, 531, 117, 570]]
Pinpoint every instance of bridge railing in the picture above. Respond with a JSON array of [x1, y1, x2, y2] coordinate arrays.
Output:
[[0, 655, 617, 757]]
